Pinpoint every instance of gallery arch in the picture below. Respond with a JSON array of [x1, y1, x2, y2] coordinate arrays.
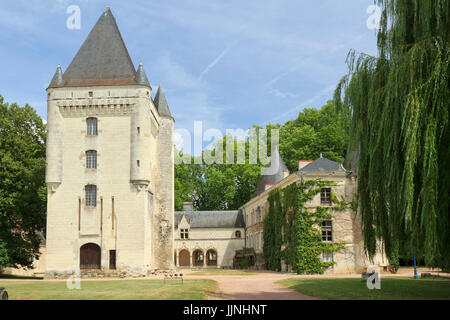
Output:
[[192, 249, 204, 267], [206, 249, 217, 266]]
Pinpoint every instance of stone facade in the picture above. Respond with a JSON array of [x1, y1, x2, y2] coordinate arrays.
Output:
[[241, 157, 388, 274], [173, 210, 245, 268], [44, 8, 174, 277]]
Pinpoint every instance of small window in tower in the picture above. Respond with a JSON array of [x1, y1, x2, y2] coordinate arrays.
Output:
[[87, 118, 98, 136], [137, 127, 140, 135], [89, 91, 93, 98], [85, 185, 97, 207], [86, 150, 97, 169], [137, 160, 140, 167]]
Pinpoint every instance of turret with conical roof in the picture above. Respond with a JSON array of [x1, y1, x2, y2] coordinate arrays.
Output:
[[135, 63, 151, 87], [252, 147, 289, 197], [49, 65, 64, 88], [153, 85, 173, 119]]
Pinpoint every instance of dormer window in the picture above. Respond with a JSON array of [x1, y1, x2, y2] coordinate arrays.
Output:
[[180, 228, 189, 239], [89, 91, 93, 98], [235, 230, 241, 238]]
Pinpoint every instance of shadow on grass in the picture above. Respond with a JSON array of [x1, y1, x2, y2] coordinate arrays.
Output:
[[0, 274, 43, 280]]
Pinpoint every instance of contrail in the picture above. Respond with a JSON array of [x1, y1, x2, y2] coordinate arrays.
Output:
[[199, 40, 239, 80]]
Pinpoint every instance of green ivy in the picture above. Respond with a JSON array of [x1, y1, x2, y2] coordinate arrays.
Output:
[[263, 179, 348, 274]]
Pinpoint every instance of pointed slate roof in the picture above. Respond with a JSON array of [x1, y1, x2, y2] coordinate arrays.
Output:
[[55, 7, 149, 88], [49, 65, 64, 87], [135, 63, 151, 87], [153, 85, 173, 118], [299, 156, 347, 174], [252, 147, 289, 197]]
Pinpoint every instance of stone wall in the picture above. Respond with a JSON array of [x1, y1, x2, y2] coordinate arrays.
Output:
[[241, 171, 389, 274], [45, 85, 171, 276], [174, 227, 245, 268], [153, 116, 175, 270]]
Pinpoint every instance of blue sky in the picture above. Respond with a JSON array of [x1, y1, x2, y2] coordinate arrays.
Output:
[[0, 0, 379, 152]]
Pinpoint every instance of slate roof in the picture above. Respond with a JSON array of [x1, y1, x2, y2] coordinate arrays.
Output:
[[252, 147, 289, 197], [153, 85, 173, 118], [135, 63, 151, 87], [299, 156, 347, 174], [49, 65, 64, 87], [174, 210, 245, 229], [49, 7, 150, 88]]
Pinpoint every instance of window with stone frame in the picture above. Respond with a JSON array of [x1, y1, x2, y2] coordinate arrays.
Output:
[[87, 117, 98, 136], [86, 150, 97, 169], [320, 187, 332, 205], [85, 185, 97, 207], [322, 252, 333, 262], [235, 230, 241, 238], [321, 220, 333, 241], [180, 228, 189, 239]]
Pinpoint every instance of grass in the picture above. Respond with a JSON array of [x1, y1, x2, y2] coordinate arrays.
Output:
[[277, 277, 450, 300], [0, 279, 218, 300], [188, 269, 258, 276]]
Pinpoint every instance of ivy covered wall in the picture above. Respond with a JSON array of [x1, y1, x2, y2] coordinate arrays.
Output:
[[263, 179, 348, 274]]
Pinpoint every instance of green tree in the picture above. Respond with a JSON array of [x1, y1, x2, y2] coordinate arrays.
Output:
[[174, 133, 263, 211], [0, 95, 47, 268], [334, 0, 449, 270], [278, 100, 350, 172]]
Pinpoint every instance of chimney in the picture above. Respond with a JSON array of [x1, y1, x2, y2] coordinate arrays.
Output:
[[182, 202, 193, 211], [299, 160, 313, 170]]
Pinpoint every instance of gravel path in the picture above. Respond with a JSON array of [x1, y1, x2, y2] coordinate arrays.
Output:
[[185, 271, 319, 300]]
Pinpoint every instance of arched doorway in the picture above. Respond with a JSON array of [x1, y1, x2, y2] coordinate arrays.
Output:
[[206, 249, 217, 266], [179, 250, 190, 267], [80, 243, 101, 270], [192, 249, 204, 267]]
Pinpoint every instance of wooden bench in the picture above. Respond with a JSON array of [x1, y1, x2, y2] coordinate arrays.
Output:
[[163, 273, 183, 284]]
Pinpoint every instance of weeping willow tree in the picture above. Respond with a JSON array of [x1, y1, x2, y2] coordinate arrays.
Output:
[[334, 0, 449, 270]]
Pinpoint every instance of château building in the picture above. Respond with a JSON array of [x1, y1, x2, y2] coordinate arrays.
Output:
[[45, 7, 174, 276]]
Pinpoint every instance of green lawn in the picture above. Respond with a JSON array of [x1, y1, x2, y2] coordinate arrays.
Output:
[[0, 279, 218, 300], [278, 277, 450, 300], [188, 269, 257, 276]]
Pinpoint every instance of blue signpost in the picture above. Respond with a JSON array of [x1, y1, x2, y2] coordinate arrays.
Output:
[[414, 255, 419, 279]]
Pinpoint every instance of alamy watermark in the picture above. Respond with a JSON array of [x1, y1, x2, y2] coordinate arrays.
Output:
[[366, 5, 381, 30], [366, 266, 381, 290], [66, 265, 81, 290], [66, 5, 81, 30], [175, 122, 280, 174]]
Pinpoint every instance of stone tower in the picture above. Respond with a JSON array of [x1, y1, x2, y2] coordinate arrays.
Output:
[[45, 7, 174, 276]]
